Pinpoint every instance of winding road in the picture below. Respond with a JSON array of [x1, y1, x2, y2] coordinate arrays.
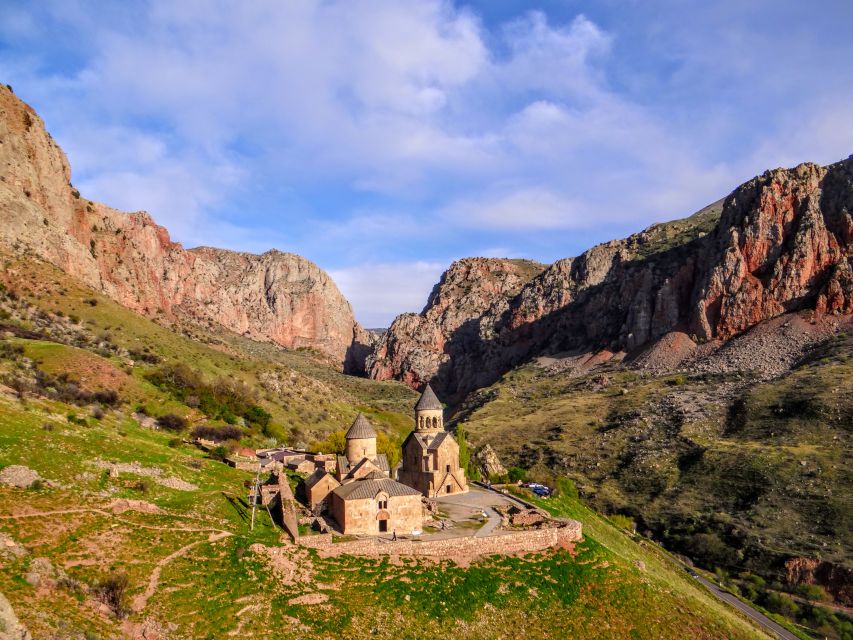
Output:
[[681, 567, 799, 640]]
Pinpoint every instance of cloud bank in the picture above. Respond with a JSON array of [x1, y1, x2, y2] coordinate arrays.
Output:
[[0, 0, 851, 326]]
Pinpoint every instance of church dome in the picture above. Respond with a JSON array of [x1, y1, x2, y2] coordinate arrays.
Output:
[[346, 413, 377, 439], [414, 384, 442, 411]]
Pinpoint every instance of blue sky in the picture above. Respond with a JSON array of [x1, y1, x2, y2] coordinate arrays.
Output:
[[2, 1, 852, 327]]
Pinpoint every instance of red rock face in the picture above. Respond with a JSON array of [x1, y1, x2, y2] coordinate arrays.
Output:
[[692, 162, 852, 340], [366, 258, 546, 386], [370, 158, 853, 398], [0, 86, 365, 365]]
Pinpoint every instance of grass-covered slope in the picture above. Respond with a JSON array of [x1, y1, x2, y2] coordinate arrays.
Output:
[[454, 329, 852, 636], [0, 253, 417, 445], [0, 252, 775, 638], [0, 390, 770, 638]]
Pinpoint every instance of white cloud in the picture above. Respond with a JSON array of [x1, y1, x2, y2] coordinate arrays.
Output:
[[441, 188, 582, 230], [329, 261, 446, 327], [3, 0, 852, 325]]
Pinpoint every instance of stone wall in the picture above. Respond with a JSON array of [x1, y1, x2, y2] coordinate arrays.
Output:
[[299, 520, 582, 564]]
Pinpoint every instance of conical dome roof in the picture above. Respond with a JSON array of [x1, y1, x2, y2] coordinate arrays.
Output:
[[415, 383, 443, 411], [345, 413, 376, 439]]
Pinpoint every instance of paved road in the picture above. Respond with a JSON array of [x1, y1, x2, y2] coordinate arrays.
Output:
[[474, 506, 501, 538], [687, 571, 798, 640]]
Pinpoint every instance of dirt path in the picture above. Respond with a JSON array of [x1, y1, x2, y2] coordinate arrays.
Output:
[[132, 531, 231, 612], [0, 507, 227, 533], [1, 506, 233, 614]]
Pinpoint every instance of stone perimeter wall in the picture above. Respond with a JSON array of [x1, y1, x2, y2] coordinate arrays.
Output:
[[299, 520, 582, 561]]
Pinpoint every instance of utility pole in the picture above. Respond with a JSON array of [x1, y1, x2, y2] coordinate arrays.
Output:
[[250, 463, 261, 531]]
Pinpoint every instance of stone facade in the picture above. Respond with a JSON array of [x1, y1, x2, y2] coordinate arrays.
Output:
[[398, 384, 468, 498], [304, 470, 341, 510], [325, 414, 425, 535], [329, 485, 423, 536]]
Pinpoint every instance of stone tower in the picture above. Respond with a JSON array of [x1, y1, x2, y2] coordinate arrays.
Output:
[[414, 383, 443, 432], [345, 413, 377, 464], [398, 383, 468, 497]]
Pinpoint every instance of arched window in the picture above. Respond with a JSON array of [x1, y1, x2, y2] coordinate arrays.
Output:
[[432, 416, 438, 428]]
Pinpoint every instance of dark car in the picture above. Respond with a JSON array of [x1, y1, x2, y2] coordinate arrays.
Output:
[[532, 486, 551, 497]]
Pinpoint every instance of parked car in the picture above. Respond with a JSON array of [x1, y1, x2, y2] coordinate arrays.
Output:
[[532, 486, 551, 497]]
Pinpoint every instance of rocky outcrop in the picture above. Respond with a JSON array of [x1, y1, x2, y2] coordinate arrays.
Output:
[[367, 257, 545, 387], [0, 592, 31, 640], [474, 444, 507, 479], [370, 158, 853, 398], [0, 85, 364, 365]]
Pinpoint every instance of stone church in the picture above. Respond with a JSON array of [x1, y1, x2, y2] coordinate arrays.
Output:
[[306, 413, 423, 536], [398, 384, 468, 498]]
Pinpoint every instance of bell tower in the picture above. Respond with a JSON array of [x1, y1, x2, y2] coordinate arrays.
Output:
[[414, 383, 443, 432]]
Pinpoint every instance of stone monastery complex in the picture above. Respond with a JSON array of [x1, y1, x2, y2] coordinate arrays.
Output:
[[302, 384, 468, 535]]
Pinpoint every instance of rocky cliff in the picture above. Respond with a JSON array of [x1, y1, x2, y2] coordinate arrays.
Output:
[[0, 84, 369, 365], [369, 159, 853, 397], [366, 257, 545, 387]]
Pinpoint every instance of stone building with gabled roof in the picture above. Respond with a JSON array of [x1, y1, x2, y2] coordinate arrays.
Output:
[[322, 413, 425, 535], [398, 384, 468, 498], [303, 468, 341, 512]]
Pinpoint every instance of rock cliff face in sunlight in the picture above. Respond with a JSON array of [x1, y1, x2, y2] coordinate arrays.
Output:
[[369, 157, 853, 397], [0, 85, 369, 365]]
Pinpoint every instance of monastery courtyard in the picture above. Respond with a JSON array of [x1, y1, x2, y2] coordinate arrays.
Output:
[[374, 486, 524, 542]]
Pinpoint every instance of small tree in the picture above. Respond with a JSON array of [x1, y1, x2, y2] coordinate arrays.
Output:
[[94, 571, 130, 618], [313, 430, 346, 455], [456, 424, 480, 482], [376, 431, 401, 469]]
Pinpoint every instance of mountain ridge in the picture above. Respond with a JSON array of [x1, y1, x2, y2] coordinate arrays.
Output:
[[0, 84, 371, 366], [368, 158, 853, 397]]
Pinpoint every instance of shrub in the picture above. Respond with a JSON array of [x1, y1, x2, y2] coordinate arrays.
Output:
[[191, 424, 242, 442], [94, 572, 130, 618], [156, 413, 187, 432], [554, 477, 579, 499], [209, 445, 231, 462], [797, 584, 830, 603], [93, 389, 120, 406], [91, 406, 104, 420], [610, 514, 636, 532], [508, 467, 528, 483], [167, 438, 183, 448]]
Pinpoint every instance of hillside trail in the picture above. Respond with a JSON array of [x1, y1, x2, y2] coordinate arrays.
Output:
[[0, 507, 229, 533], [132, 531, 232, 612]]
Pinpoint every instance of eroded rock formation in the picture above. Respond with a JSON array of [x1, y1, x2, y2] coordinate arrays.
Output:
[[370, 159, 853, 397], [0, 85, 367, 364]]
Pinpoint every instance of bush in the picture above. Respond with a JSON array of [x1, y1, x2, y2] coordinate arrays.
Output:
[[554, 477, 579, 499], [191, 424, 242, 442], [94, 572, 130, 618], [508, 467, 528, 483], [147, 364, 263, 426], [610, 514, 636, 532], [167, 438, 183, 448], [209, 445, 231, 462], [156, 413, 187, 432]]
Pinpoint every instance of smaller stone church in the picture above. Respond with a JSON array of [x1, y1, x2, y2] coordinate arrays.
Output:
[[304, 413, 423, 536], [398, 384, 468, 498]]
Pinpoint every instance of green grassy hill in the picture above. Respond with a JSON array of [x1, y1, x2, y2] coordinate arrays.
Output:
[[0, 390, 771, 639], [454, 332, 853, 638], [0, 253, 777, 638]]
